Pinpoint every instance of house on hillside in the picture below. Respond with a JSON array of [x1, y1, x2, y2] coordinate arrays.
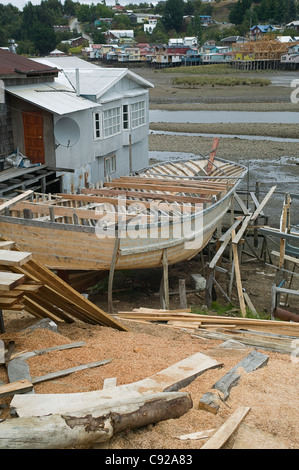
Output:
[[286, 21, 299, 31], [1, 51, 153, 193], [250, 25, 276, 38], [221, 36, 248, 46]]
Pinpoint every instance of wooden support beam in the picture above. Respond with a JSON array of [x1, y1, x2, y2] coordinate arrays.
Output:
[[0, 190, 33, 213], [251, 185, 277, 221], [231, 230, 246, 317], [107, 231, 120, 314]]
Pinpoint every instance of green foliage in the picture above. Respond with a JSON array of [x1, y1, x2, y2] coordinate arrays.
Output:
[[229, 0, 298, 26], [163, 64, 245, 74], [172, 75, 271, 86], [162, 0, 185, 33]]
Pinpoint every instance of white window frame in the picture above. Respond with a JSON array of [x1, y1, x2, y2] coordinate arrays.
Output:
[[103, 106, 121, 138], [122, 104, 129, 130], [94, 112, 101, 139], [131, 101, 146, 129], [104, 154, 116, 176]]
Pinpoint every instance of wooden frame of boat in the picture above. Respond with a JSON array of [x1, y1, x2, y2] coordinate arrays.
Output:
[[0, 156, 247, 271]]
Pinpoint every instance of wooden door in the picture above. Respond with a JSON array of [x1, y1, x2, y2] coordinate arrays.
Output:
[[22, 111, 45, 164]]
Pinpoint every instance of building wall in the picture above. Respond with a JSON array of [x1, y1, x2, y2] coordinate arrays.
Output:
[[0, 95, 13, 158], [55, 77, 150, 192], [9, 95, 55, 166]]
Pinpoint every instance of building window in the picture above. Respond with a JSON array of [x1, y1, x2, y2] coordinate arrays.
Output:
[[103, 107, 121, 137], [123, 104, 129, 130], [131, 101, 145, 128], [94, 112, 101, 138], [104, 155, 116, 175]]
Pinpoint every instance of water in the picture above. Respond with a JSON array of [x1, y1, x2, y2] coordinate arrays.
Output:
[[151, 130, 299, 143], [149, 110, 299, 124], [149, 151, 299, 226]]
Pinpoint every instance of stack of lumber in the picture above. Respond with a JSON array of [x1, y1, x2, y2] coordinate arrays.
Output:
[[115, 308, 299, 339], [0, 238, 127, 331]]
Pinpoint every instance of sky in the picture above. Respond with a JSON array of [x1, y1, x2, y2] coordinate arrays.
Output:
[[0, 0, 148, 10]]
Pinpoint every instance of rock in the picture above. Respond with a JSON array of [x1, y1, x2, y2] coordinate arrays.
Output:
[[190, 274, 206, 291]]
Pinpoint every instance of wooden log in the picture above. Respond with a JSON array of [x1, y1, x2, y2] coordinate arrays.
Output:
[[201, 406, 251, 449], [0, 392, 192, 449], [11, 351, 221, 418], [198, 392, 221, 414]]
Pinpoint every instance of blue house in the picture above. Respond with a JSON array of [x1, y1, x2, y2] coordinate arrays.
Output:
[[250, 25, 276, 37]]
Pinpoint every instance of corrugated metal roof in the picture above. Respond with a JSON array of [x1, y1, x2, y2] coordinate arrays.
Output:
[[31, 56, 100, 70], [6, 82, 100, 115], [64, 68, 153, 100], [0, 49, 58, 76]]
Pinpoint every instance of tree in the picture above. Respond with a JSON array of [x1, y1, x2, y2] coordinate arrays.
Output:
[[162, 0, 184, 33]]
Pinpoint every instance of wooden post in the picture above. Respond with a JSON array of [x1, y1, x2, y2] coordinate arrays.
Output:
[[107, 231, 119, 314], [179, 279, 187, 309], [205, 267, 215, 308], [254, 181, 260, 248], [232, 230, 247, 317], [162, 249, 169, 310], [0, 309, 4, 334]]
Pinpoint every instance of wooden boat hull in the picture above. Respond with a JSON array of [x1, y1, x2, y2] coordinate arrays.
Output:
[[0, 156, 247, 271], [0, 194, 230, 270]]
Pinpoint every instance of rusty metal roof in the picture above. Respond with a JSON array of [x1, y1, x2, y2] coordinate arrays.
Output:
[[0, 49, 58, 76]]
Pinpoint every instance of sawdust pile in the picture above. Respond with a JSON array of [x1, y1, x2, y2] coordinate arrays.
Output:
[[0, 311, 298, 450]]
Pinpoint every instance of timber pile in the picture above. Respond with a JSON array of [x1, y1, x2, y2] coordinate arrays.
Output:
[[115, 308, 299, 353], [0, 238, 127, 332], [232, 37, 290, 61]]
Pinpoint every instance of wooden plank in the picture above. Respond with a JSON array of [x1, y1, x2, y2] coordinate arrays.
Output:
[[0, 272, 25, 291], [232, 230, 246, 317], [17, 342, 86, 361], [0, 251, 32, 267], [177, 429, 216, 441], [31, 359, 112, 384], [234, 192, 251, 215], [0, 190, 33, 213], [18, 258, 129, 331], [271, 251, 299, 266], [201, 406, 251, 449], [209, 219, 243, 269], [232, 215, 252, 245], [0, 241, 15, 250], [0, 379, 33, 398], [251, 186, 277, 221], [103, 181, 221, 195]]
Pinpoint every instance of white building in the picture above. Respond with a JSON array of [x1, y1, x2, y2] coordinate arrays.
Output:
[[6, 56, 154, 192]]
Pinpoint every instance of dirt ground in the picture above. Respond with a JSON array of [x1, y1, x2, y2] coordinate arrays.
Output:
[[0, 67, 298, 451]]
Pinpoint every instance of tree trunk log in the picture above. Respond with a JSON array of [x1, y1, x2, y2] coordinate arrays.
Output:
[[0, 391, 192, 449]]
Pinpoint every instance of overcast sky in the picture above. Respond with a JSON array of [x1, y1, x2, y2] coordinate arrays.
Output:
[[0, 0, 148, 10]]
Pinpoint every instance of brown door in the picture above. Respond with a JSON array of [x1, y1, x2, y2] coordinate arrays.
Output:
[[22, 111, 45, 164]]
